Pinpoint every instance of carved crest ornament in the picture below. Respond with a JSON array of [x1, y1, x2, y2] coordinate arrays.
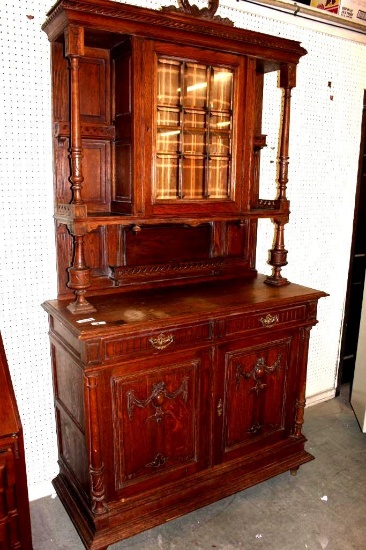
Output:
[[162, 0, 234, 24]]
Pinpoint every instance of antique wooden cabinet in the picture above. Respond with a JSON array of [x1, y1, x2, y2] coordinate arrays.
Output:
[[0, 333, 33, 549], [42, 1, 326, 548]]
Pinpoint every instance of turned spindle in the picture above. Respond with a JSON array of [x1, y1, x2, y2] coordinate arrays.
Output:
[[265, 64, 296, 287]]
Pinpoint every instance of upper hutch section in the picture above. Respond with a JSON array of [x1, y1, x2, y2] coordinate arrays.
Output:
[[43, 0, 306, 223], [42, 0, 307, 310]]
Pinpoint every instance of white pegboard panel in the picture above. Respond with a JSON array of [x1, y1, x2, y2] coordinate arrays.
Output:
[[1, 0, 365, 495], [220, 2, 366, 398], [0, 0, 58, 491]]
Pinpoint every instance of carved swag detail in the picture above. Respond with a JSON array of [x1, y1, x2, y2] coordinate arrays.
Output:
[[236, 354, 282, 395], [127, 378, 189, 423]]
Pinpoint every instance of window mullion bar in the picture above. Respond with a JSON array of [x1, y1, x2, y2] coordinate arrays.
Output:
[[204, 65, 211, 199], [178, 61, 185, 199]]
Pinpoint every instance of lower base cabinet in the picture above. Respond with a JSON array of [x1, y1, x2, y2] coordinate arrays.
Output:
[[43, 276, 325, 550]]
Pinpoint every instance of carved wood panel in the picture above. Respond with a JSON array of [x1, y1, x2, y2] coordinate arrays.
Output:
[[125, 224, 212, 265], [55, 137, 111, 211], [221, 337, 291, 456], [79, 54, 109, 124], [53, 346, 85, 428], [56, 409, 89, 495], [112, 358, 203, 490]]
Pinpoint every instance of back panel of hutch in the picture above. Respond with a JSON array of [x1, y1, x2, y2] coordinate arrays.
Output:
[[42, 1, 326, 548]]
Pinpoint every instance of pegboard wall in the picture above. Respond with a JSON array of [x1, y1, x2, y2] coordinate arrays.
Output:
[[0, 0, 365, 496]]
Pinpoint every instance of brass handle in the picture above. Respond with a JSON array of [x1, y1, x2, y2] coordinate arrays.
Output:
[[259, 313, 279, 328], [149, 333, 175, 350], [217, 398, 223, 417]]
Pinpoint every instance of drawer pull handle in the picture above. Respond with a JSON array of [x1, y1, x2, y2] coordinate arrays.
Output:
[[149, 333, 175, 350], [259, 313, 279, 327]]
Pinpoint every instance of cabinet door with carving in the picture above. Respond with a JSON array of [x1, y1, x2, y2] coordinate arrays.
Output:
[[110, 349, 210, 497], [214, 334, 297, 464]]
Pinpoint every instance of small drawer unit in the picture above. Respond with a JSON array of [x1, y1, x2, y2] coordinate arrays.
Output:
[[225, 304, 308, 337], [103, 321, 212, 361]]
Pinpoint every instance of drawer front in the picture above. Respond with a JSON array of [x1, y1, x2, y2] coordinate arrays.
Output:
[[225, 305, 307, 336], [104, 322, 212, 361]]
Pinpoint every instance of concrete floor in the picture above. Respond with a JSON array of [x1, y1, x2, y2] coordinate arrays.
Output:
[[30, 386, 366, 550]]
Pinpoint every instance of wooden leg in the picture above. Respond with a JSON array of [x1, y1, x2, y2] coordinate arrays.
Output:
[[290, 467, 299, 476]]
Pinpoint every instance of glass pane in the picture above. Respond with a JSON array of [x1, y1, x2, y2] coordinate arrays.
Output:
[[157, 129, 180, 153], [183, 131, 205, 155], [182, 157, 205, 199], [208, 158, 230, 198], [184, 109, 205, 128], [156, 156, 179, 199], [210, 133, 230, 155], [210, 113, 231, 130], [210, 68, 233, 111], [157, 59, 181, 106], [184, 63, 207, 109], [157, 108, 180, 126], [155, 57, 234, 202]]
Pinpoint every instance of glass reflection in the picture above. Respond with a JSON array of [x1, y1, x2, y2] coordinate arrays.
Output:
[[155, 57, 234, 201]]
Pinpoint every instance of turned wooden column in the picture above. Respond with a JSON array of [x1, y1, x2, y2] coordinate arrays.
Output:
[[64, 25, 95, 314], [265, 64, 296, 287], [294, 326, 312, 438]]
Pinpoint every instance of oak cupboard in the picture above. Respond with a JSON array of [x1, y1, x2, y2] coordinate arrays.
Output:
[[42, 1, 326, 548]]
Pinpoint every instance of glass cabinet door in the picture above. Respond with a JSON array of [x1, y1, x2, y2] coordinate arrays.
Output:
[[155, 57, 234, 202]]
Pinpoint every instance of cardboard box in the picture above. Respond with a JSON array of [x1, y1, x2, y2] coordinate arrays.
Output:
[[310, 0, 339, 14], [338, 0, 366, 24], [310, 0, 366, 23]]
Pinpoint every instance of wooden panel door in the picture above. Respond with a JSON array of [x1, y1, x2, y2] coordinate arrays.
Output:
[[214, 335, 295, 464], [110, 349, 211, 497]]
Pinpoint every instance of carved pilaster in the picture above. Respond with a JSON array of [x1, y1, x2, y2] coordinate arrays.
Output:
[[85, 373, 108, 515]]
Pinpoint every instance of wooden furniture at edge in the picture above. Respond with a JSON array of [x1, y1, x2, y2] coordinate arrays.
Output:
[[41, 1, 327, 548], [0, 333, 33, 549]]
